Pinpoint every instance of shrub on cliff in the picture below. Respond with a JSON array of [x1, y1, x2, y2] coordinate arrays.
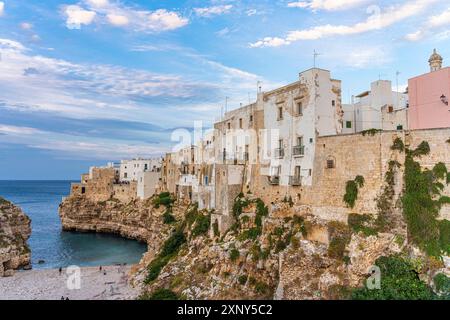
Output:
[[191, 213, 211, 237], [327, 221, 352, 260], [140, 289, 179, 300], [163, 210, 176, 224], [153, 192, 175, 209], [145, 229, 186, 284], [229, 248, 240, 262], [352, 256, 435, 300], [343, 176, 365, 209]]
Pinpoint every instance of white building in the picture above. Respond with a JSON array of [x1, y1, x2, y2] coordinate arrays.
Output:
[[262, 68, 344, 187], [119, 158, 162, 182], [343, 80, 408, 133]]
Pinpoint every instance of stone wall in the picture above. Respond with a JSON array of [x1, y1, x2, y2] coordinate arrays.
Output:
[[248, 128, 450, 223]]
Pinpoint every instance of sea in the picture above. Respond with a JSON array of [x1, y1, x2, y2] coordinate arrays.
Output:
[[0, 180, 147, 270]]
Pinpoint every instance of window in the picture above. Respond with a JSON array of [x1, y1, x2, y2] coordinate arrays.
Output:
[[388, 106, 394, 113], [205, 176, 209, 185], [397, 125, 403, 131], [326, 159, 335, 169], [239, 118, 243, 129], [310, 138, 313, 143], [81, 187, 86, 194], [144, 164, 148, 170], [332, 100, 336, 107], [297, 102, 303, 116], [346, 121, 352, 129], [309, 169, 312, 176], [278, 106, 283, 120], [296, 136, 303, 147], [124, 172, 128, 178], [278, 139, 283, 149], [227, 123, 231, 130], [250, 115, 253, 122]]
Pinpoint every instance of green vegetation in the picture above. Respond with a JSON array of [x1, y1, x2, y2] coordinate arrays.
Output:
[[238, 275, 248, 285], [213, 220, 220, 237], [0, 196, 10, 205], [361, 128, 382, 136], [327, 221, 352, 260], [391, 137, 405, 152], [140, 289, 179, 300], [352, 256, 435, 300], [348, 214, 378, 236], [191, 213, 211, 237], [433, 273, 450, 296], [145, 228, 186, 284], [402, 142, 449, 256], [163, 209, 176, 225], [376, 160, 401, 231], [254, 281, 270, 295], [343, 175, 365, 209], [153, 192, 175, 209], [229, 248, 240, 262]]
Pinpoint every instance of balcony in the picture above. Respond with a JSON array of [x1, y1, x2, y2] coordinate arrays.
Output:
[[289, 176, 302, 186], [274, 148, 285, 159], [293, 145, 305, 157], [243, 152, 249, 161], [269, 175, 280, 185]]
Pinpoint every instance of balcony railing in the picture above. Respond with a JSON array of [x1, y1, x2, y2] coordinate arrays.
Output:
[[269, 176, 280, 185], [293, 145, 305, 157], [289, 176, 302, 186], [274, 148, 285, 159]]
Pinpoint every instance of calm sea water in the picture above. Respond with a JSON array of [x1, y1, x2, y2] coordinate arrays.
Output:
[[0, 181, 147, 270]]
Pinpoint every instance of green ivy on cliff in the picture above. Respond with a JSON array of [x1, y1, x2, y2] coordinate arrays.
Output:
[[402, 142, 450, 257], [343, 175, 365, 209]]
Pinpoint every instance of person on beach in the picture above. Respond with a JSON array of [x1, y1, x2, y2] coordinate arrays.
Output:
[[61, 296, 64, 300], [59, 267, 62, 275], [99, 266, 102, 272]]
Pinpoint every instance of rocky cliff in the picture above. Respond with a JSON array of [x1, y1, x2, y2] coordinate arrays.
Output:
[[0, 197, 32, 277], [59, 175, 448, 300]]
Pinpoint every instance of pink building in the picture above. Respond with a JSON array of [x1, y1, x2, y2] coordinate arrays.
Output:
[[408, 49, 450, 130]]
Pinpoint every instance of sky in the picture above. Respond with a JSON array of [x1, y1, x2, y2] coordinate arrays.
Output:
[[0, 0, 450, 179]]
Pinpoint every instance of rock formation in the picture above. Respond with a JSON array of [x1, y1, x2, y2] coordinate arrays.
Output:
[[0, 197, 32, 277]]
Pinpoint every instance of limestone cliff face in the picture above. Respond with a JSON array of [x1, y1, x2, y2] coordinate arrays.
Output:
[[0, 197, 31, 277], [59, 196, 184, 267]]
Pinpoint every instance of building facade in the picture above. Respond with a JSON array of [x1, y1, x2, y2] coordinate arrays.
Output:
[[408, 49, 450, 130]]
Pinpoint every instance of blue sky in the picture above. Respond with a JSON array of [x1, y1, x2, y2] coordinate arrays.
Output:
[[0, 0, 450, 179]]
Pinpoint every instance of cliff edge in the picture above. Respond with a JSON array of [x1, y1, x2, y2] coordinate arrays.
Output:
[[0, 197, 31, 277]]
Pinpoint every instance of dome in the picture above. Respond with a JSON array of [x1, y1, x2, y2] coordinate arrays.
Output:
[[429, 49, 443, 72], [429, 49, 443, 63]]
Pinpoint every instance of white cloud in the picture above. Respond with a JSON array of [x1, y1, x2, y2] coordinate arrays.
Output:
[[0, 2, 4, 16], [429, 8, 450, 27], [251, 0, 439, 47], [194, 5, 233, 17], [64, 5, 96, 29], [405, 7, 450, 41], [63, 1, 189, 32], [107, 13, 129, 26], [145, 9, 188, 31], [20, 22, 33, 30], [342, 46, 391, 68], [85, 0, 109, 8], [287, 0, 369, 11]]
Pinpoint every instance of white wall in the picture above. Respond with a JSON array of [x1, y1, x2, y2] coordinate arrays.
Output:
[[120, 158, 162, 182]]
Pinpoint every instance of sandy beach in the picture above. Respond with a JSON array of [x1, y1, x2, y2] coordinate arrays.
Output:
[[0, 265, 140, 300]]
